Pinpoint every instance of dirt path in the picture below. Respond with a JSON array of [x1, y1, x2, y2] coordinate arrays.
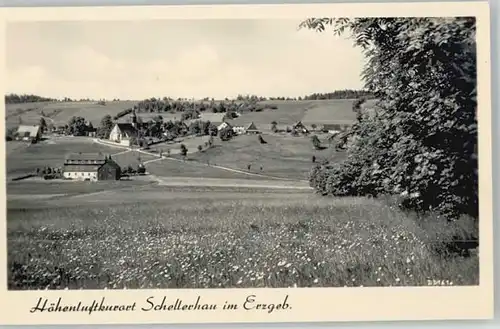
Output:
[[146, 175, 312, 190]]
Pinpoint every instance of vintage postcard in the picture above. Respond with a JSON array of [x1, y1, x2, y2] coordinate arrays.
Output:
[[0, 1, 493, 326]]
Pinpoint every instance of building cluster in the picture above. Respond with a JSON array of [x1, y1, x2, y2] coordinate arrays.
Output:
[[109, 111, 263, 147]]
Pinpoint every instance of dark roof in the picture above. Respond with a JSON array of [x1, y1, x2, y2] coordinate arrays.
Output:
[[115, 123, 142, 137], [63, 165, 101, 172], [102, 158, 121, 169], [246, 122, 259, 131], [65, 152, 107, 161]]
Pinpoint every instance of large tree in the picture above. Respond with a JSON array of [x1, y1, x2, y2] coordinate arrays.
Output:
[[98, 114, 114, 139], [302, 17, 477, 219]]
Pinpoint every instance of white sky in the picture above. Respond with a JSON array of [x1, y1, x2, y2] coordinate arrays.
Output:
[[6, 20, 365, 100]]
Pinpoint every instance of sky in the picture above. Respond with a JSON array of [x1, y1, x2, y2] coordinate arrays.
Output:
[[6, 20, 365, 100]]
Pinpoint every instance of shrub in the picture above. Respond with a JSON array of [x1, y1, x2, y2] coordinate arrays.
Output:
[[311, 135, 322, 150], [180, 144, 188, 157], [301, 17, 478, 219]]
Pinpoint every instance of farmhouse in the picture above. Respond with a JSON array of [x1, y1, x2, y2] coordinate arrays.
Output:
[[218, 121, 233, 131], [244, 122, 261, 134], [292, 121, 309, 134], [63, 152, 121, 181], [232, 125, 246, 135], [15, 125, 42, 142]]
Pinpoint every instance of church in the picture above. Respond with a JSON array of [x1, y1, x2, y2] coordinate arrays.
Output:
[[108, 111, 141, 146]]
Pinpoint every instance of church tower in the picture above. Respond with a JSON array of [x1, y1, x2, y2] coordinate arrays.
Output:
[[131, 110, 137, 129]]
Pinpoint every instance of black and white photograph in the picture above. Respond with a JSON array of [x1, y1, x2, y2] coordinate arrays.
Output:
[[0, 1, 494, 325]]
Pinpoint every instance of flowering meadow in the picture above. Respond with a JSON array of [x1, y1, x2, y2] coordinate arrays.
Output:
[[7, 188, 478, 289]]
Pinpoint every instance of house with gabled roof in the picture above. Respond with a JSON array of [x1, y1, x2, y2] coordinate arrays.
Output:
[[217, 121, 233, 131], [15, 125, 42, 142], [292, 121, 309, 134], [244, 122, 261, 134], [63, 152, 121, 181], [109, 111, 144, 146]]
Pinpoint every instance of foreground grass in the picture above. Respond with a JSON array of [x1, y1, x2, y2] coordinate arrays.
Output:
[[7, 192, 478, 289], [7, 180, 152, 196]]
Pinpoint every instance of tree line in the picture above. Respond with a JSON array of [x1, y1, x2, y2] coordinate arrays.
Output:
[[6, 89, 373, 106], [5, 94, 58, 104], [302, 90, 374, 100]]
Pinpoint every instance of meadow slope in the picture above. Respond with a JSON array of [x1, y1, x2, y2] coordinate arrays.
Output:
[[7, 187, 478, 289]]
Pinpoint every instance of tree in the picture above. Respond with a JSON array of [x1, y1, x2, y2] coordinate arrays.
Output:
[[311, 124, 317, 131], [67, 116, 87, 136], [301, 17, 478, 219], [39, 117, 47, 133], [98, 115, 114, 139], [180, 144, 188, 157], [219, 126, 234, 141], [197, 145, 203, 152], [271, 121, 278, 133], [311, 135, 322, 150]]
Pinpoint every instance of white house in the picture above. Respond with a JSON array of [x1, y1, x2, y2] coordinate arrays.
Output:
[[16, 125, 42, 142], [63, 153, 121, 181], [217, 122, 233, 131], [232, 126, 246, 135], [109, 123, 138, 146]]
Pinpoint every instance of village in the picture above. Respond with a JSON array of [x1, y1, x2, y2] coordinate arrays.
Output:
[[6, 97, 356, 184]]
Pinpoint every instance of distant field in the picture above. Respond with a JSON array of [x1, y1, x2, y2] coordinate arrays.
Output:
[[225, 99, 377, 132], [6, 101, 137, 128], [229, 100, 309, 130], [184, 133, 346, 180], [7, 188, 478, 289], [144, 157, 274, 180], [301, 99, 358, 125]]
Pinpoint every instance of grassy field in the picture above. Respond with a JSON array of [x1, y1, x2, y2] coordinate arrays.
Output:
[[5, 137, 271, 181], [6, 101, 137, 128], [182, 133, 345, 180], [111, 150, 157, 169], [7, 188, 478, 289], [5, 139, 120, 177], [144, 157, 277, 180], [230, 100, 310, 131], [301, 99, 358, 125], [7, 180, 152, 198]]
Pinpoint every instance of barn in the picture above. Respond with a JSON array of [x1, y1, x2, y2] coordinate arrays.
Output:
[[63, 152, 121, 181], [15, 125, 42, 142]]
